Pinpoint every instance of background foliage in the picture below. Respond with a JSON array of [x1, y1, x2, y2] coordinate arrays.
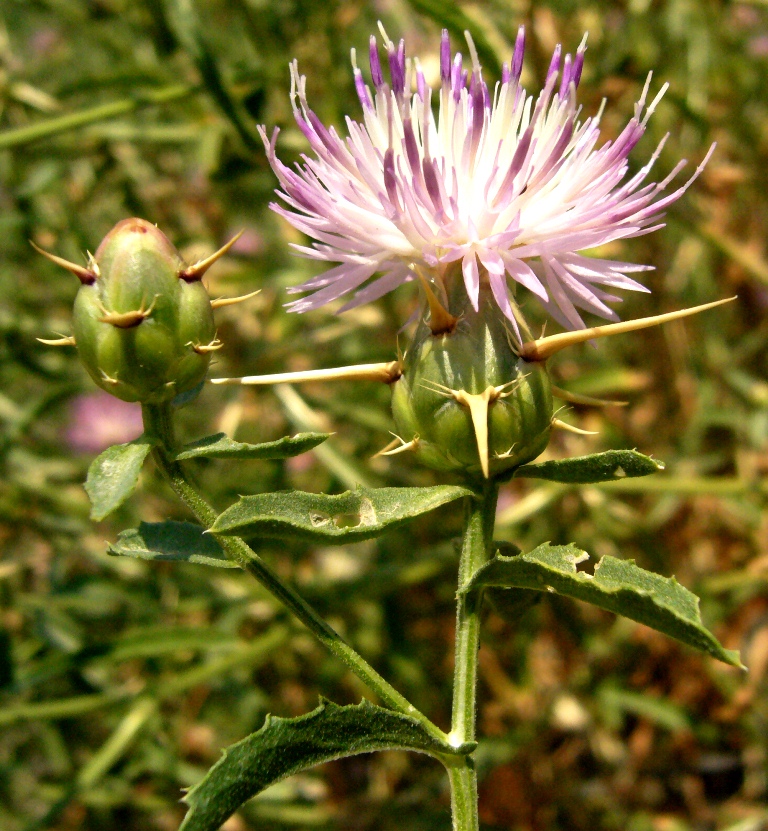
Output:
[[1, 0, 767, 829]]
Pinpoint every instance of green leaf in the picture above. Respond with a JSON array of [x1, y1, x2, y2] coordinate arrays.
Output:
[[108, 521, 237, 568], [85, 439, 154, 521], [464, 543, 742, 667], [598, 687, 692, 732], [174, 432, 329, 461], [211, 485, 473, 543], [181, 698, 470, 831], [514, 450, 664, 484]]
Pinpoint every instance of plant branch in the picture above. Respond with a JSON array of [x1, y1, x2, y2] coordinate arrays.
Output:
[[448, 484, 498, 831], [141, 403, 447, 743]]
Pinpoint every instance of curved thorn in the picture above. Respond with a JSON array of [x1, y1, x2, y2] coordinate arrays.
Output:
[[551, 417, 599, 435], [414, 265, 459, 335], [373, 437, 402, 458], [453, 387, 495, 478], [179, 231, 244, 282], [30, 241, 97, 284], [375, 434, 421, 457], [210, 289, 261, 309], [37, 334, 76, 347], [521, 297, 737, 361], [191, 337, 224, 354], [98, 295, 157, 329], [211, 361, 402, 386]]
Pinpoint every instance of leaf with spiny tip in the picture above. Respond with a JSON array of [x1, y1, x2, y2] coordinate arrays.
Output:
[[172, 431, 330, 461], [108, 521, 236, 568], [210, 485, 473, 543], [463, 542, 743, 668], [514, 449, 664, 483]]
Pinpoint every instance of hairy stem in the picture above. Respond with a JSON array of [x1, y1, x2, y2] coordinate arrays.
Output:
[[449, 484, 498, 831], [141, 403, 446, 742]]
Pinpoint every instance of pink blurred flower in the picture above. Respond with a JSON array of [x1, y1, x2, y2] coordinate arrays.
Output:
[[261, 27, 712, 335], [65, 392, 143, 454]]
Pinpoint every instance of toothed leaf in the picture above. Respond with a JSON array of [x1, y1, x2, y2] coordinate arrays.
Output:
[[514, 449, 664, 483], [464, 543, 742, 667], [180, 698, 471, 831], [173, 431, 329, 461], [210, 486, 473, 543], [108, 521, 236, 568], [85, 439, 154, 521]]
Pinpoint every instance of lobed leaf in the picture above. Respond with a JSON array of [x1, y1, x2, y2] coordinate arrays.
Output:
[[85, 439, 155, 521], [180, 698, 471, 831], [514, 449, 664, 484], [464, 543, 742, 667], [108, 521, 236, 567], [174, 431, 329, 461], [210, 485, 473, 543]]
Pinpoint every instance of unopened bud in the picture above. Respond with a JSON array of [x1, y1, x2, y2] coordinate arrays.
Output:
[[64, 219, 219, 403], [391, 283, 553, 480]]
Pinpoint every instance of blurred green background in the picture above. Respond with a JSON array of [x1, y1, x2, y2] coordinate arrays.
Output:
[[1, 0, 767, 829]]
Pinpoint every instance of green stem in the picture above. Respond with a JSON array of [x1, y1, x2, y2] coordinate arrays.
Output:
[[449, 484, 498, 831], [141, 403, 446, 743], [0, 84, 194, 150]]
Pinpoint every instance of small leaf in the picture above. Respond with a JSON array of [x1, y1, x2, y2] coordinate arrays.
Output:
[[514, 450, 664, 484], [464, 543, 742, 667], [180, 698, 471, 831], [85, 439, 154, 521], [174, 431, 330, 461], [211, 485, 473, 543], [108, 521, 237, 568]]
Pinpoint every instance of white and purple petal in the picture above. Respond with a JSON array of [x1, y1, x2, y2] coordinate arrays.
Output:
[[260, 27, 712, 330]]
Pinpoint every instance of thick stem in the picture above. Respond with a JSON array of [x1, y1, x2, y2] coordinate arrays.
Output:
[[140, 403, 446, 743], [449, 484, 498, 831]]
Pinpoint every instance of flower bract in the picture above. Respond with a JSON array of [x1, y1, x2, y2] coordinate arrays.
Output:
[[261, 27, 713, 334]]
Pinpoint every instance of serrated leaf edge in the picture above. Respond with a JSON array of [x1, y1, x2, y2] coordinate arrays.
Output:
[[173, 431, 331, 461], [182, 697, 471, 810], [463, 543, 743, 668], [210, 485, 475, 538], [514, 449, 665, 483]]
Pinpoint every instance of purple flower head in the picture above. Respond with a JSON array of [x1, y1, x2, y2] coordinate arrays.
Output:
[[259, 27, 713, 336]]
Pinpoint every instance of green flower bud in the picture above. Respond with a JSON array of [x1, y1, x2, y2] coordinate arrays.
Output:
[[391, 282, 553, 481], [70, 219, 218, 403]]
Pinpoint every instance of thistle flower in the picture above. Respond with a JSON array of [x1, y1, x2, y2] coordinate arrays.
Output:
[[260, 26, 713, 334]]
